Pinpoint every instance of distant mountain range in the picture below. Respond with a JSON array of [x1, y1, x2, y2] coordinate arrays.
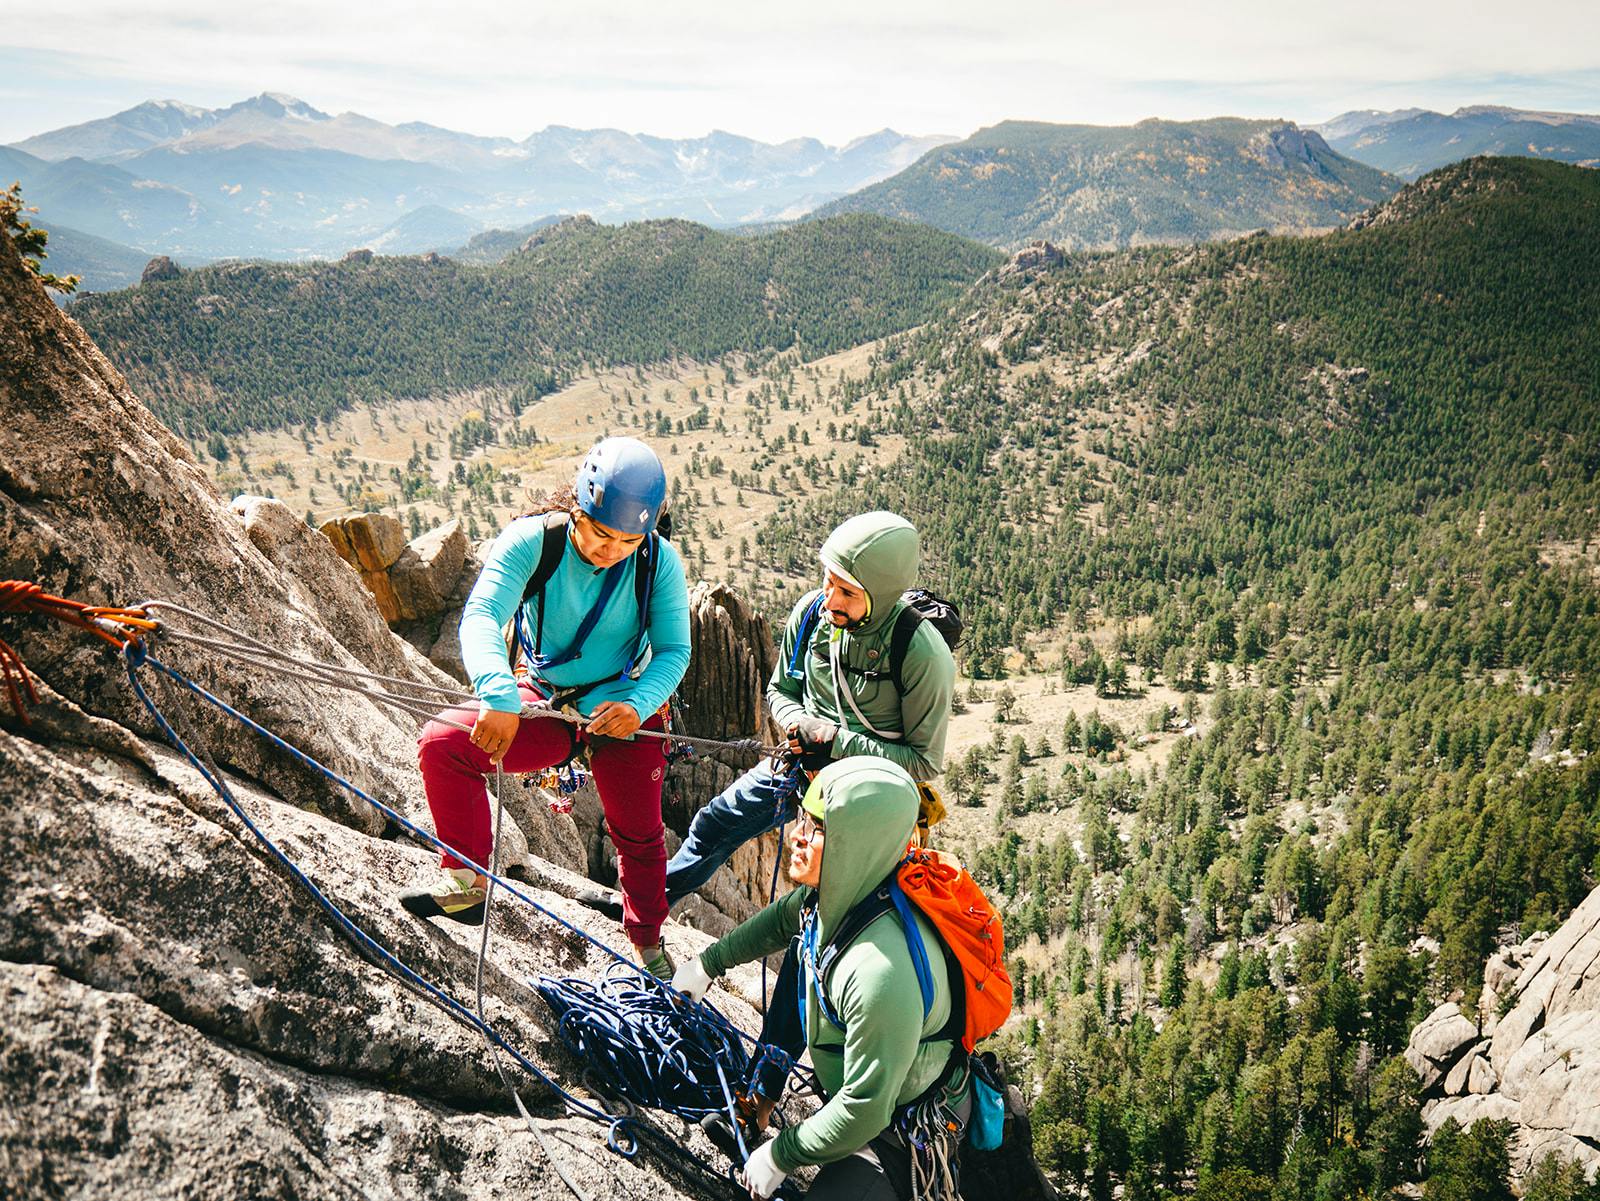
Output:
[[814, 117, 1400, 250], [1312, 105, 1600, 179], [16, 95, 1597, 294], [5, 93, 955, 269]]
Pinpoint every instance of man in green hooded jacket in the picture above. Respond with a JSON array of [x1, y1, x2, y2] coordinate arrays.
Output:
[[663, 510, 957, 905], [671, 758, 969, 1200]]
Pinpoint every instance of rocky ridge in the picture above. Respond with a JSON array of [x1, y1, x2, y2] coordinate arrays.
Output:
[[1405, 885, 1600, 1185], [0, 225, 783, 1197]]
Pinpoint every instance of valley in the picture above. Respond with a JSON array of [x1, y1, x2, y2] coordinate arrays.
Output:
[[199, 338, 909, 609]]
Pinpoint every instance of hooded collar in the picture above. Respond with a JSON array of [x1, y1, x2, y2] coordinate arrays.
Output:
[[818, 512, 919, 637], [808, 758, 919, 944]]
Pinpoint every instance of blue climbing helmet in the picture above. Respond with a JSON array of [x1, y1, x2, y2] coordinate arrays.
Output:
[[575, 437, 667, 536]]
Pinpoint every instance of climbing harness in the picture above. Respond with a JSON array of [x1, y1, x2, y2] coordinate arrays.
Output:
[[0, 583, 798, 1197]]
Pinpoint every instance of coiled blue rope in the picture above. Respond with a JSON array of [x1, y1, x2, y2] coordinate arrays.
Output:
[[534, 965, 753, 1152], [119, 642, 785, 1192]]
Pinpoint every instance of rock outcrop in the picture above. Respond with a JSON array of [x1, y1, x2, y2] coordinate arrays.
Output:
[[141, 255, 181, 284], [1407, 885, 1600, 1185], [998, 241, 1066, 280], [323, 511, 474, 630], [391, 518, 469, 622], [321, 512, 412, 622], [0, 227, 783, 1197]]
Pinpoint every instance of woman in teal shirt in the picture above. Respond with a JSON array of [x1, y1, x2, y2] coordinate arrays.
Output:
[[404, 438, 691, 976]]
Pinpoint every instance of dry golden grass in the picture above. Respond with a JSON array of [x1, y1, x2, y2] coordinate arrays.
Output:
[[202, 338, 906, 596]]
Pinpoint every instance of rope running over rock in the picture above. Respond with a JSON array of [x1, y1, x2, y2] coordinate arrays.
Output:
[[2, 585, 795, 1199], [141, 599, 780, 757]]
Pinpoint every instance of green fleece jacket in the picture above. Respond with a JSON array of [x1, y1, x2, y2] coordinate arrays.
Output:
[[767, 511, 956, 780], [700, 758, 961, 1173]]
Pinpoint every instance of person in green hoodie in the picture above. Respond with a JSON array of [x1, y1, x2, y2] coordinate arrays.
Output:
[[662, 510, 956, 907], [671, 758, 970, 1200]]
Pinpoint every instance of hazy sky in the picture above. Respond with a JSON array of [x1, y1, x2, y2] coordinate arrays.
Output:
[[5, 1, 1598, 146]]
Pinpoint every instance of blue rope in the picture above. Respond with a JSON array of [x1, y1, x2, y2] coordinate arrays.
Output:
[[118, 642, 784, 1184], [130, 645, 632, 972], [533, 964, 754, 1157], [120, 650, 629, 1123], [763, 764, 804, 1008]]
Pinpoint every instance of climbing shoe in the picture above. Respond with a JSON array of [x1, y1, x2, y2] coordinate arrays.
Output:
[[636, 944, 676, 979], [573, 884, 624, 921], [399, 868, 488, 925], [700, 1112, 747, 1165]]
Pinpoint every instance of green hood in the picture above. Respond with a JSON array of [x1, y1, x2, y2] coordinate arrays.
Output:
[[819, 511, 919, 635], [810, 757, 919, 942]]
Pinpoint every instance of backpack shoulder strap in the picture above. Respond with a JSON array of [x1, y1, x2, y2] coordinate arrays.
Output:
[[811, 881, 895, 1030], [632, 532, 657, 613], [631, 532, 659, 627], [624, 532, 661, 672], [511, 512, 570, 663], [815, 873, 938, 1028], [889, 603, 926, 695], [786, 591, 826, 682], [817, 884, 895, 982], [521, 511, 570, 605]]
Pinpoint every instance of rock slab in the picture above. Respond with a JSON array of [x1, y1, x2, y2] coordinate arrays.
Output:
[[1409, 884, 1600, 1185]]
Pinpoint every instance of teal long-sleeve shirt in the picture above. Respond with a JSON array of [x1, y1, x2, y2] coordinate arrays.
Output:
[[459, 517, 691, 717]]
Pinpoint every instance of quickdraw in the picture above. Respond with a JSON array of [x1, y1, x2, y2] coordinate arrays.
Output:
[[531, 761, 592, 814], [899, 1090, 967, 1201], [0, 580, 157, 721]]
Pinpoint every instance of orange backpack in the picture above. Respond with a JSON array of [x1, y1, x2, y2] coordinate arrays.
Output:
[[813, 847, 1013, 1051], [897, 847, 1013, 1050]]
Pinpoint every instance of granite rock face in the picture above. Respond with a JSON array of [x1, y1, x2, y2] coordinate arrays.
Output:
[[0, 227, 788, 1199], [1408, 884, 1600, 1185], [1, 229, 446, 842], [390, 518, 469, 621]]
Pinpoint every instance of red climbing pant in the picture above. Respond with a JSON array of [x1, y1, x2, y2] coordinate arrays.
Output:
[[417, 682, 669, 948]]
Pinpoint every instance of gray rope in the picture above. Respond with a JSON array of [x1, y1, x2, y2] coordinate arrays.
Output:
[[476, 766, 594, 1201], [140, 604, 777, 754], [142, 599, 781, 757], [144, 600, 475, 702], [153, 630, 472, 726]]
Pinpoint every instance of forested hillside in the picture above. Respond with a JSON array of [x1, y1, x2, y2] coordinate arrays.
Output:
[[813, 117, 1399, 250], [759, 157, 1600, 1198], [68, 213, 1000, 437]]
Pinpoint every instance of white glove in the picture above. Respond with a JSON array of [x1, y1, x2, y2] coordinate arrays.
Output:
[[740, 1139, 788, 1200], [670, 955, 712, 1003]]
